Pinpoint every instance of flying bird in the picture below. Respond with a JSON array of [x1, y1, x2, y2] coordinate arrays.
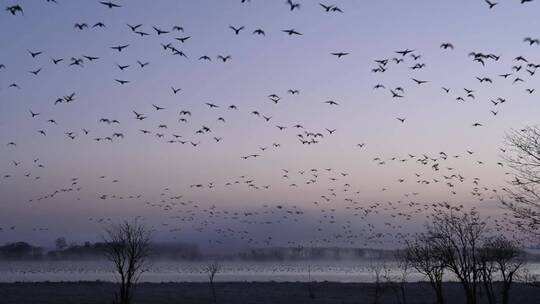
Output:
[[153, 26, 169, 35], [217, 55, 231, 62], [229, 25, 245, 35], [440, 43, 454, 49], [114, 79, 130, 85], [524, 37, 540, 45], [331, 52, 349, 58], [485, 0, 498, 8], [99, 1, 121, 9], [110, 44, 129, 52], [6, 5, 23, 15], [282, 29, 302, 36]]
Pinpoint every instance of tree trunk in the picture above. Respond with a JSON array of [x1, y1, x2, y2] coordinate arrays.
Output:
[[374, 283, 381, 304], [428, 280, 445, 304], [482, 281, 496, 304], [210, 281, 217, 304], [396, 282, 407, 304], [485, 290, 496, 304], [119, 281, 126, 304], [466, 291, 476, 304], [124, 282, 131, 304], [501, 282, 510, 304], [461, 283, 476, 304], [435, 282, 445, 304], [399, 284, 407, 304]]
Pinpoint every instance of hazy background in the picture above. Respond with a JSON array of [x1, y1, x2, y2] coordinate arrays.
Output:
[[1, 0, 539, 250]]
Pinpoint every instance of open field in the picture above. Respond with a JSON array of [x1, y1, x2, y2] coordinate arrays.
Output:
[[0, 282, 538, 304]]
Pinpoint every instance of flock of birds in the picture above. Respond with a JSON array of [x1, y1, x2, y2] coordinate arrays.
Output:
[[1, 0, 539, 250]]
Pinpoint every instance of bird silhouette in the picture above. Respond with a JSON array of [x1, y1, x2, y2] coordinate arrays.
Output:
[[331, 52, 349, 58], [153, 26, 169, 35], [282, 29, 302, 36], [440, 43, 454, 49], [217, 55, 231, 62], [6, 5, 23, 15], [28, 50, 42, 58], [485, 0, 498, 8], [110, 44, 129, 52], [100, 1, 121, 9], [229, 25, 245, 35]]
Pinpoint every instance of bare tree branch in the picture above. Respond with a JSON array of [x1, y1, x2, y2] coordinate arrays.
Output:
[[102, 219, 152, 304]]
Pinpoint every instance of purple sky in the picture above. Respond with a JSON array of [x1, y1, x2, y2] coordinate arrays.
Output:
[[1, 0, 539, 249]]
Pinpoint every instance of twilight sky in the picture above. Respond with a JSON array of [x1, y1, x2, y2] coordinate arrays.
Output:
[[1, 0, 539, 250]]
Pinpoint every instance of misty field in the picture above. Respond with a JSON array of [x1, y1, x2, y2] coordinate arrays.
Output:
[[2, 260, 538, 283], [0, 260, 421, 282]]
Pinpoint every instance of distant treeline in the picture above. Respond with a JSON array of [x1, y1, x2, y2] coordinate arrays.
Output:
[[236, 247, 397, 261], [238, 246, 540, 262], [1, 241, 539, 262], [0, 241, 201, 261], [0, 243, 397, 261]]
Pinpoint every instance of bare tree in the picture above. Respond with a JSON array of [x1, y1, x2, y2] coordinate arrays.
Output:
[[478, 240, 498, 304], [204, 261, 221, 304], [368, 253, 386, 304], [404, 235, 446, 304], [102, 219, 152, 304], [383, 252, 411, 304], [306, 264, 316, 300], [501, 126, 540, 236], [484, 237, 524, 304], [427, 208, 488, 304]]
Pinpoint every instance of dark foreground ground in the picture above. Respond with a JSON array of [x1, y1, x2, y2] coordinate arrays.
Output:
[[0, 282, 539, 304]]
